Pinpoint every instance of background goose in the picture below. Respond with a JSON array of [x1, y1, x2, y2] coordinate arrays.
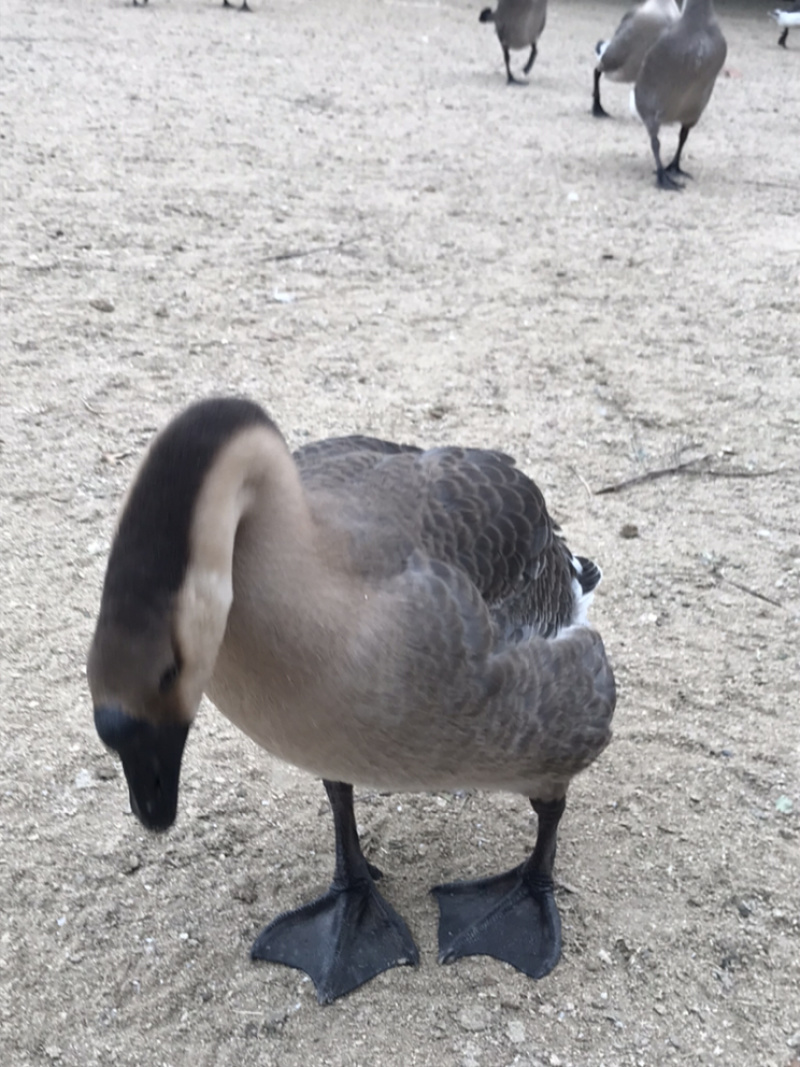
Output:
[[87, 397, 615, 1004], [634, 0, 727, 190], [770, 3, 800, 46], [479, 0, 548, 84], [593, 0, 680, 118]]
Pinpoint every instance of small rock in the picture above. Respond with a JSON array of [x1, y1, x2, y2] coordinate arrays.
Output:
[[458, 1004, 492, 1032], [123, 854, 141, 874], [597, 948, 613, 966], [232, 874, 259, 904], [74, 769, 94, 790], [44, 1048, 62, 1061], [89, 298, 115, 313], [507, 1019, 526, 1045], [95, 763, 118, 781], [775, 795, 794, 815], [550, 1054, 563, 1067], [787, 1032, 800, 1050], [620, 523, 639, 539]]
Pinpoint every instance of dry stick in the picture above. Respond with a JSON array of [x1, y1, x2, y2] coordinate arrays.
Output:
[[713, 571, 783, 609], [595, 457, 792, 496], [263, 236, 362, 263]]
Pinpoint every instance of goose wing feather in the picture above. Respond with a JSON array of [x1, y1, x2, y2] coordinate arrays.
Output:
[[297, 439, 577, 637]]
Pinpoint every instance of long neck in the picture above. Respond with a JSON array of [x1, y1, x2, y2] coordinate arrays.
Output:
[[680, 0, 717, 25], [196, 428, 363, 695]]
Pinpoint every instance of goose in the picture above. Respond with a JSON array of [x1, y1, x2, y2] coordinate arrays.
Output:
[[479, 0, 548, 85], [634, 0, 727, 190], [771, 3, 800, 47], [132, 0, 252, 8], [87, 397, 616, 1004], [592, 0, 680, 118]]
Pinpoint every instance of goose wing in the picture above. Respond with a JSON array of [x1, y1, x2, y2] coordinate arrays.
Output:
[[296, 438, 579, 636]]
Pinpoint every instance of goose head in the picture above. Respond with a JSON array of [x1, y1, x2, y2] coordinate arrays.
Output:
[[87, 398, 276, 830]]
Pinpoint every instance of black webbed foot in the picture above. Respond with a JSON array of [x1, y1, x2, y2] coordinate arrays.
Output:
[[656, 167, 684, 191], [432, 864, 561, 978], [250, 781, 417, 1003], [433, 796, 566, 979], [252, 875, 419, 1004], [778, 28, 788, 47], [665, 161, 693, 181], [592, 100, 610, 118]]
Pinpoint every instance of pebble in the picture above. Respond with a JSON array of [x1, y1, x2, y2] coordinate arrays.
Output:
[[89, 298, 115, 313], [74, 769, 94, 790], [506, 1020, 526, 1045], [231, 874, 259, 904], [458, 1005, 492, 1032], [123, 854, 141, 874], [620, 523, 639, 539]]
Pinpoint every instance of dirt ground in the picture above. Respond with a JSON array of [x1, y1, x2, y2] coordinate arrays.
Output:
[[1, 0, 798, 1065]]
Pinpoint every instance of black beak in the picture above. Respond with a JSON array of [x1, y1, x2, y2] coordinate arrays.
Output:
[[94, 706, 189, 831]]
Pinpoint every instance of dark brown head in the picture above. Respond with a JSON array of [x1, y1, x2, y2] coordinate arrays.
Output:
[[87, 397, 274, 830]]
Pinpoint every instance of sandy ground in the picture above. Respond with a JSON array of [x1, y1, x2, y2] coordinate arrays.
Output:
[[1, 0, 798, 1065]]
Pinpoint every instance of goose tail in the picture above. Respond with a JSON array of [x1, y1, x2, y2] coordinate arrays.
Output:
[[569, 555, 602, 627], [595, 38, 608, 60]]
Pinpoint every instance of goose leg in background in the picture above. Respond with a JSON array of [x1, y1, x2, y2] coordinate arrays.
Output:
[[778, 28, 789, 46], [523, 43, 538, 75], [223, 0, 251, 10], [504, 47, 526, 85], [432, 796, 565, 979], [665, 124, 694, 180], [251, 780, 419, 1004], [592, 68, 610, 118], [648, 130, 683, 190]]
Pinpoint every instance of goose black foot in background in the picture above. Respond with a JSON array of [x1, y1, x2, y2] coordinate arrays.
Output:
[[251, 781, 419, 1003], [433, 797, 564, 978]]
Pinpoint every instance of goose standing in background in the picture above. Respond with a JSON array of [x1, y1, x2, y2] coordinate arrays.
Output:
[[634, 0, 727, 190], [593, 0, 680, 118], [479, 0, 548, 84], [87, 397, 615, 1004], [771, 3, 800, 47]]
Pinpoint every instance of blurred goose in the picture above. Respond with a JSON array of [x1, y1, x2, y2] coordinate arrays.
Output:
[[634, 0, 727, 190], [593, 0, 680, 118], [771, 3, 800, 46], [87, 397, 615, 1004], [133, 0, 252, 7], [480, 0, 548, 84]]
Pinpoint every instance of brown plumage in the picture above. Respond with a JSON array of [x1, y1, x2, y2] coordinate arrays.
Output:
[[479, 0, 548, 85], [88, 397, 615, 1002], [634, 0, 727, 190]]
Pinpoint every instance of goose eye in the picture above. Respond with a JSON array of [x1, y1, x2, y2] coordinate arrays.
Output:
[[158, 663, 180, 695]]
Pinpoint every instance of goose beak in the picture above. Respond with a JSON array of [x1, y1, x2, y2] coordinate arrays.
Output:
[[94, 706, 189, 832]]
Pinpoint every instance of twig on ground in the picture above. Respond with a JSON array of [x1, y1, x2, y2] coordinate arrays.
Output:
[[713, 570, 783, 609], [595, 457, 792, 495], [263, 236, 362, 263]]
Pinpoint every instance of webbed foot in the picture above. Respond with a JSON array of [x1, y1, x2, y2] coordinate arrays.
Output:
[[432, 865, 561, 978], [665, 161, 693, 181], [252, 876, 419, 1004], [656, 167, 684, 191]]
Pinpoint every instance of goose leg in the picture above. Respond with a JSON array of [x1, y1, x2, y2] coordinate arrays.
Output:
[[592, 69, 610, 118], [665, 125, 694, 180], [778, 28, 788, 47], [503, 47, 527, 86], [432, 796, 565, 979], [649, 130, 683, 191], [523, 43, 537, 75], [251, 781, 419, 1004]]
